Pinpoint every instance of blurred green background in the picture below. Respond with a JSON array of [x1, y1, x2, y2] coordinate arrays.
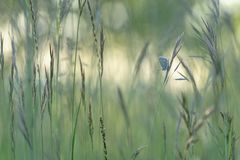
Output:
[[0, 0, 240, 159]]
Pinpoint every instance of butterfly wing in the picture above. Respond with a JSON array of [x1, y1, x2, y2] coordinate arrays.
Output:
[[159, 56, 169, 71]]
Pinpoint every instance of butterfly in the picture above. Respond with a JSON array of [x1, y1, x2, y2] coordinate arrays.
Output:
[[159, 56, 169, 71]]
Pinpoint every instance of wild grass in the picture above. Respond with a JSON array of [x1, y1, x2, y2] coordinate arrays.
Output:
[[0, 0, 239, 159]]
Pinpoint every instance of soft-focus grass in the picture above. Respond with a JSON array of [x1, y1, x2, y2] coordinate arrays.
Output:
[[0, 0, 240, 160]]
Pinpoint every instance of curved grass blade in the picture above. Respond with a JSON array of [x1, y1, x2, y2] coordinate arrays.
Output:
[[163, 33, 184, 84]]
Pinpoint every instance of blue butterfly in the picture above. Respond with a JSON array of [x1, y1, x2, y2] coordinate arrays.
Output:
[[159, 56, 169, 71]]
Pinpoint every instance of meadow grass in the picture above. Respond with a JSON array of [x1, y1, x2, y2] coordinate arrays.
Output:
[[0, 0, 239, 160]]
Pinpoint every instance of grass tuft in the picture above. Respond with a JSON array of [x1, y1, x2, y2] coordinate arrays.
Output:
[[87, 0, 98, 51], [99, 27, 105, 117], [9, 36, 16, 160], [100, 116, 108, 160], [79, 55, 86, 109], [163, 33, 184, 84], [88, 99, 94, 150], [28, 0, 38, 51]]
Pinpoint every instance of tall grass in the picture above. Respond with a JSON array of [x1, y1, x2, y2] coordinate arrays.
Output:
[[0, 0, 239, 159]]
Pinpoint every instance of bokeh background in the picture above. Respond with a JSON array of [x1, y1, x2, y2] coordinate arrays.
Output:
[[0, 0, 240, 159]]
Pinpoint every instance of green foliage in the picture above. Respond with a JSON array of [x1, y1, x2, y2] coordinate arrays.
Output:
[[0, 0, 240, 160]]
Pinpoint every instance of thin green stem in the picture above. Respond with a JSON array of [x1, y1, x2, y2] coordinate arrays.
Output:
[[71, 1, 86, 160], [71, 103, 81, 160], [72, 0, 86, 121]]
